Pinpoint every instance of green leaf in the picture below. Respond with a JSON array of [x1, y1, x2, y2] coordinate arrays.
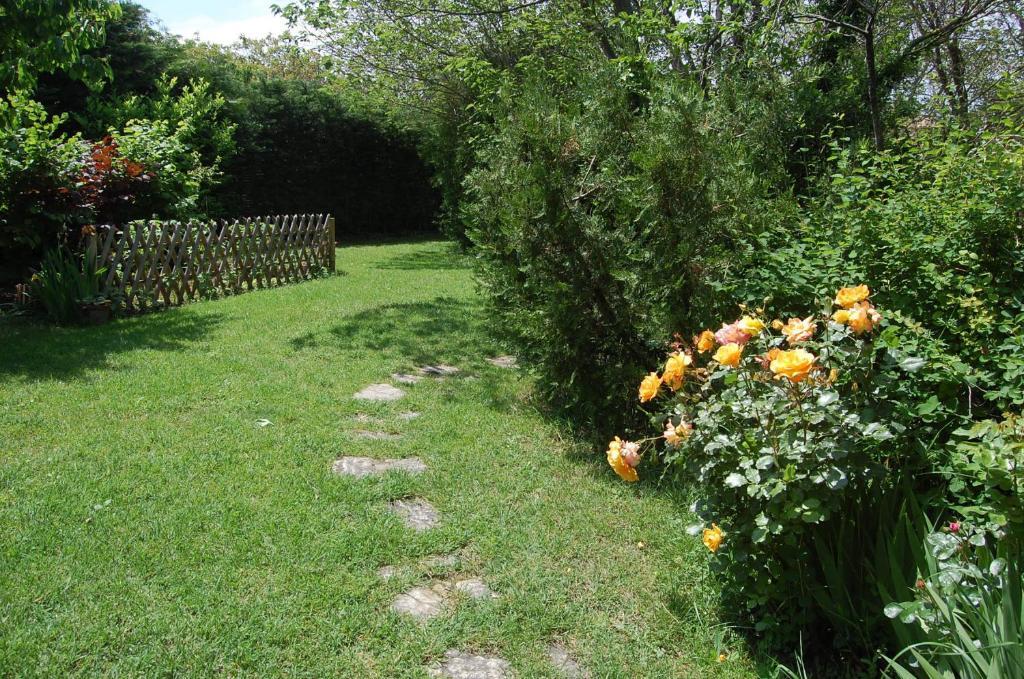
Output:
[[817, 391, 839, 406], [725, 473, 746, 488], [899, 356, 926, 372], [925, 532, 958, 560], [916, 396, 941, 415]]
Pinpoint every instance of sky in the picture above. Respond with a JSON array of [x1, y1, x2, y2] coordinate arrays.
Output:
[[140, 0, 289, 45]]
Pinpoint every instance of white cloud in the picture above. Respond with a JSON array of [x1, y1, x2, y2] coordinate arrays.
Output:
[[167, 12, 288, 46]]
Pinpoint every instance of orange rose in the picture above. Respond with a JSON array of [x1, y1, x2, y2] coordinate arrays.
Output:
[[702, 523, 724, 552], [607, 437, 639, 482], [758, 347, 781, 370], [664, 420, 692, 446], [638, 372, 662, 403], [834, 284, 870, 309], [662, 352, 690, 391], [769, 348, 816, 383], [781, 316, 816, 344], [847, 301, 881, 334], [713, 343, 743, 368], [696, 330, 716, 353]]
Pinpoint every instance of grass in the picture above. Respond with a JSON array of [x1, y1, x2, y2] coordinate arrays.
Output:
[[0, 240, 762, 677]]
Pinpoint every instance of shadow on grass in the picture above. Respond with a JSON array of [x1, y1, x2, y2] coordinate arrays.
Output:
[[290, 296, 489, 364], [290, 296, 523, 412], [0, 310, 223, 381], [372, 245, 472, 272]]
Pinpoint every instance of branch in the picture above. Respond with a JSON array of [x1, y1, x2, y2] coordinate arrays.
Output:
[[394, 0, 550, 19], [889, 0, 998, 71], [793, 13, 869, 36]]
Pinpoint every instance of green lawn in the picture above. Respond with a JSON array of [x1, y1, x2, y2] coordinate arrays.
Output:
[[0, 241, 761, 677]]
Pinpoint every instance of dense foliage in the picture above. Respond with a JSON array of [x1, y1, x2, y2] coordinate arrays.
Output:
[[464, 66, 791, 430], [0, 0, 120, 97], [1, 2, 439, 288]]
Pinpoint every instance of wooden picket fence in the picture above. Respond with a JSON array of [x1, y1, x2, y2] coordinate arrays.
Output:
[[88, 214, 335, 313]]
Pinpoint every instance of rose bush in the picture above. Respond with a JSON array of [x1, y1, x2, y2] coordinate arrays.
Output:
[[606, 286, 937, 639]]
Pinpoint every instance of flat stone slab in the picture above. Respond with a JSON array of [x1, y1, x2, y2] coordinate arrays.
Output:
[[353, 413, 381, 424], [392, 583, 450, 620], [486, 355, 518, 369], [428, 650, 513, 678], [453, 577, 499, 600], [332, 457, 427, 479], [354, 429, 402, 440], [392, 373, 423, 385], [354, 384, 405, 401], [391, 575, 498, 622], [418, 364, 460, 377], [397, 411, 422, 421], [547, 644, 586, 678], [378, 565, 399, 581], [388, 498, 440, 531]]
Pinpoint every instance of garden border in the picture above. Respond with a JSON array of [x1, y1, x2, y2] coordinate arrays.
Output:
[[87, 214, 335, 313]]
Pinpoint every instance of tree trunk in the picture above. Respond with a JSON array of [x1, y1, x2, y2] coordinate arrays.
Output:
[[931, 45, 955, 108], [946, 39, 969, 117], [864, 26, 885, 149]]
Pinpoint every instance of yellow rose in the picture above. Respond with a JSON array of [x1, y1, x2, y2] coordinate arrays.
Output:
[[769, 348, 816, 383], [606, 437, 639, 483], [703, 523, 724, 553], [713, 343, 743, 368], [737, 315, 765, 336], [847, 301, 881, 334], [638, 372, 662, 403], [781, 316, 816, 344], [771, 319, 784, 330], [832, 309, 850, 324], [662, 352, 689, 391], [834, 284, 871, 309], [696, 330, 716, 353]]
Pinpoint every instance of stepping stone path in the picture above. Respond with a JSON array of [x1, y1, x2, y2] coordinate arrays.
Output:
[[388, 498, 440, 531], [428, 650, 513, 679], [547, 644, 586, 678], [354, 429, 402, 440], [354, 383, 405, 401], [418, 364, 460, 377], [391, 576, 500, 621], [453, 578, 499, 600], [332, 457, 427, 479], [392, 582, 451, 620], [344, 365, 555, 677]]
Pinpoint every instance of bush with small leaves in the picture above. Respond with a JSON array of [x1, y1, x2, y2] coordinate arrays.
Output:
[[607, 286, 939, 642]]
